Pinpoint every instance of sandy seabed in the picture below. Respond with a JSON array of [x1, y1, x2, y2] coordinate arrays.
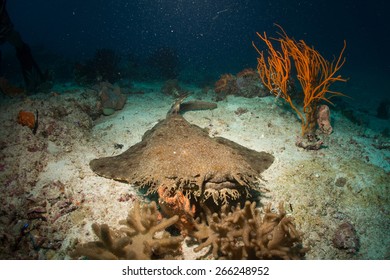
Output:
[[0, 82, 389, 260]]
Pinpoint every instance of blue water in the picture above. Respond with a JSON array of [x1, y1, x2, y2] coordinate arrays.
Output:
[[2, 1, 389, 109]]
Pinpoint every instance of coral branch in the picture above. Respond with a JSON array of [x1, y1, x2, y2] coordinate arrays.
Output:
[[70, 201, 183, 260], [191, 201, 307, 259], [252, 32, 291, 99]]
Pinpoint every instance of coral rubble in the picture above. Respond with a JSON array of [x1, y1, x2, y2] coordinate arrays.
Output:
[[71, 201, 183, 260]]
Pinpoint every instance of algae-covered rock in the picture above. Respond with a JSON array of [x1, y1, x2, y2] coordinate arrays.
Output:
[[98, 82, 126, 115]]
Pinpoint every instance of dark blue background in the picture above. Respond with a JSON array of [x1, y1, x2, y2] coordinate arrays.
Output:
[[4, 0, 389, 96]]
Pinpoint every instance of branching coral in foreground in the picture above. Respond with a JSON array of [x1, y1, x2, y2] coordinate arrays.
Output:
[[70, 201, 183, 260], [192, 201, 307, 259]]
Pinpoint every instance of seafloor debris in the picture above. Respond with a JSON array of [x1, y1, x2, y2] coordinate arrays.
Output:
[[0, 91, 100, 259], [191, 201, 307, 259], [0, 180, 81, 257], [26, 180, 80, 224], [70, 201, 183, 260], [295, 135, 324, 150]]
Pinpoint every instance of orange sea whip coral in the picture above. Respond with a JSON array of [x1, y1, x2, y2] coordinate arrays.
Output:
[[253, 25, 347, 136], [252, 31, 291, 100]]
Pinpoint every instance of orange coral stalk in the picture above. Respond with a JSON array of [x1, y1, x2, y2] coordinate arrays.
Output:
[[253, 25, 347, 136], [252, 31, 305, 129], [280, 28, 347, 135], [252, 32, 291, 98]]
